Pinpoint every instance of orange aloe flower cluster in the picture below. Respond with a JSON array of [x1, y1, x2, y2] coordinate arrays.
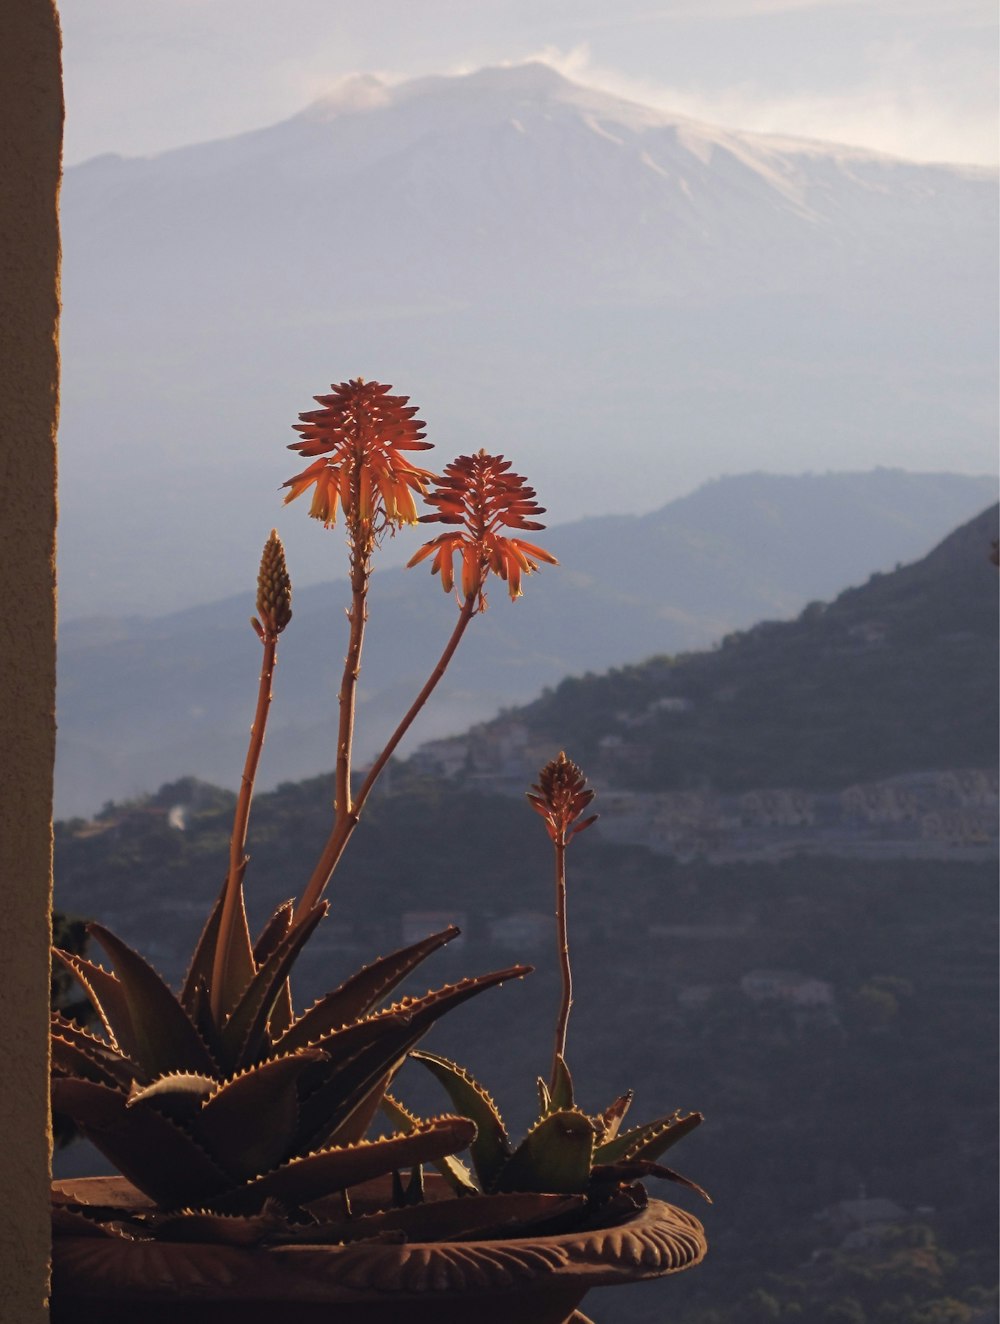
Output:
[[527, 751, 599, 846], [408, 449, 558, 607], [283, 378, 434, 529]]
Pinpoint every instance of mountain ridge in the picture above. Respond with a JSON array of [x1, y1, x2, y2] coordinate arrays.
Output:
[[55, 471, 997, 818], [456, 501, 1000, 795]]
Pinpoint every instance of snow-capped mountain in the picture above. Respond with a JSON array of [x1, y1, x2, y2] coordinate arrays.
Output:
[[59, 63, 997, 618]]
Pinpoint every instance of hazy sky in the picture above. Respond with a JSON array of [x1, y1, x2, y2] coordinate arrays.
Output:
[[61, 0, 998, 167]]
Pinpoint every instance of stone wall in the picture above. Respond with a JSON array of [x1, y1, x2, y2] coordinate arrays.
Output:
[[0, 2, 62, 1318]]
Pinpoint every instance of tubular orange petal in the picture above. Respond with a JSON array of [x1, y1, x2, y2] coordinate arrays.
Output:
[[512, 539, 559, 566]]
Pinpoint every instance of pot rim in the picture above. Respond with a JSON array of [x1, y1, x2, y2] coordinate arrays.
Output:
[[52, 1176, 707, 1305]]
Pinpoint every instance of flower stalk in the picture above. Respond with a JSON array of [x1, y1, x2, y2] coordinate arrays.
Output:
[[295, 590, 478, 919], [290, 431, 558, 920], [211, 531, 291, 1023], [527, 753, 597, 1092]]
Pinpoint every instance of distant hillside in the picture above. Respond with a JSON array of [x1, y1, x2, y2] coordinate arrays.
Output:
[[417, 503, 1000, 793], [54, 470, 997, 817]]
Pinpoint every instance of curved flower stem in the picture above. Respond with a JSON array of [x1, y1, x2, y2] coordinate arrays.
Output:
[[211, 632, 277, 1023], [295, 592, 478, 920], [550, 835, 572, 1093]]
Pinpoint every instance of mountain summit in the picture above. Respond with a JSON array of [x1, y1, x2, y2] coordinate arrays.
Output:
[[58, 62, 997, 620]]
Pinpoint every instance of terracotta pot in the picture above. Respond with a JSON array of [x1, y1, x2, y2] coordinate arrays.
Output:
[[52, 1176, 706, 1323]]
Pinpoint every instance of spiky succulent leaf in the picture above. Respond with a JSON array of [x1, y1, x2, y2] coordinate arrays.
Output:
[[410, 1050, 511, 1191], [87, 925, 218, 1078], [51, 949, 141, 1063], [330, 1068, 397, 1148], [212, 1115, 477, 1214], [177, 863, 253, 1016], [50, 1077, 232, 1206], [495, 1108, 596, 1195], [286, 1013, 411, 1152], [187, 978, 225, 1063], [213, 878, 258, 1025], [594, 1109, 703, 1165], [288, 1190, 585, 1245], [267, 981, 295, 1043], [549, 1054, 575, 1112], [591, 1157, 712, 1203], [51, 1205, 115, 1238], [127, 1072, 218, 1124], [179, 893, 223, 1015], [252, 900, 296, 1042], [220, 903, 327, 1070], [197, 1049, 327, 1180], [50, 1018, 140, 1090], [595, 1090, 634, 1144], [51, 1033, 122, 1089], [252, 899, 294, 967], [382, 1091, 479, 1195], [385, 966, 531, 1039], [293, 967, 529, 1154], [536, 1077, 551, 1114], [146, 1203, 289, 1246], [274, 926, 460, 1055]]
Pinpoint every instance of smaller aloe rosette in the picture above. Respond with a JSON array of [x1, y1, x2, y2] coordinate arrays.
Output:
[[407, 1051, 708, 1213], [400, 752, 710, 1226]]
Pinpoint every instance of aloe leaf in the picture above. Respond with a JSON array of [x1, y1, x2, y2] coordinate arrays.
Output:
[[187, 978, 224, 1063], [387, 964, 531, 1039], [213, 1115, 477, 1215], [549, 1054, 575, 1111], [403, 1163, 425, 1205], [52, 948, 140, 1062], [274, 925, 460, 1054], [410, 1051, 511, 1191], [291, 1015, 413, 1152], [331, 1067, 396, 1148], [253, 900, 294, 967], [127, 1071, 218, 1125], [148, 1203, 288, 1246], [293, 967, 529, 1155], [594, 1109, 703, 1165], [536, 1077, 551, 1114], [51, 1033, 122, 1089], [595, 1090, 634, 1144], [220, 903, 327, 1071], [253, 901, 296, 1044], [51, 1205, 115, 1238], [267, 980, 295, 1044], [382, 1091, 479, 1195], [179, 892, 223, 1014], [495, 1108, 596, 1195], [289, 1190, 585, 1246], [214, 876, 257, 1025], [50, 1017, 141, 1090], [88, 924, 218, 1079], [592, 1157, 712, 1204], [196, 1048, 327, 1181], [50, 1077, 232, 1207]]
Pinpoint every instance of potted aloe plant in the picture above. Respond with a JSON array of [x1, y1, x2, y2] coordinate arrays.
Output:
[[51, 379, 708, 1323]]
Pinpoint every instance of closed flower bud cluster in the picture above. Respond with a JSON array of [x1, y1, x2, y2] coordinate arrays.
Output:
[[254, 529, 292, 637], [527, 751, 598, 845]]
